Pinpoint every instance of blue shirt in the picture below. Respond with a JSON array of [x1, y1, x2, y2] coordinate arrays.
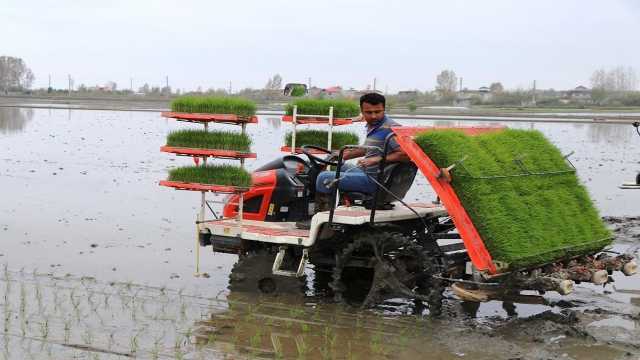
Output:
[[363, 115, 401, 174]]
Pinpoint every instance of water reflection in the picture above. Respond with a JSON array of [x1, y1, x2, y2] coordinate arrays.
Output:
[[265, 116, 281, 129], [0, 107, 34, 134], [193, 292, 450, 359], [587, 123, 636, 143]]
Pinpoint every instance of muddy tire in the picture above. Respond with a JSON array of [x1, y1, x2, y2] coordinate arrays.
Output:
[[331, 227, 444, 314], [228, 250, 307, 296]]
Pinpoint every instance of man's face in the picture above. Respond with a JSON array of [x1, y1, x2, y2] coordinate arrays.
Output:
[[361, 102, 385, 125]]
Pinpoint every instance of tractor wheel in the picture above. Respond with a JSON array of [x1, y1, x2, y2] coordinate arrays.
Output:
[[330, 227, 445, 315], [228, 250, 307, 296]]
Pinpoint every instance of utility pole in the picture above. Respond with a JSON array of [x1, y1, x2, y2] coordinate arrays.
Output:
[[228, 81, 232, 94], [373, 77, 377, 92], [165, 76, 169, 95], [459, 77, 463, 92], [130, 77, 133, 92], [532, 80, 537, 106], [68, 74, 72, 96], [48, 74, 51, 89], [308, 77, 312, 89]]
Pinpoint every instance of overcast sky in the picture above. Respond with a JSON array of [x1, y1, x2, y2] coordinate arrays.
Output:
[[3, 0, 639, 93]]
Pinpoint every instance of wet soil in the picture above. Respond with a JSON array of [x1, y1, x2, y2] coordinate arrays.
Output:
[[0, 107, 639, 359]]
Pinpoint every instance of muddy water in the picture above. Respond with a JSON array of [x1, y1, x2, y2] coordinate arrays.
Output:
[[0, 107, 639, 359]]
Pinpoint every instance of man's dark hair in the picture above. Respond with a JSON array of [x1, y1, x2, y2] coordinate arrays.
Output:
[[360, 92, 386, 108]]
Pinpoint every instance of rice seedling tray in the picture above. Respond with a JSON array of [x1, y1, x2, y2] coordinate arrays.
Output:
[[392, 126, 612, 273], [161, 112, 258, 125], [285, 99, 361, 119], [281, 115, 360, 125], [163, 164, 252, 192], [160, 146, 256, 159], [159, 180, 249, 193], [170, 96, 257, 117], [284, 130, 359, 151]]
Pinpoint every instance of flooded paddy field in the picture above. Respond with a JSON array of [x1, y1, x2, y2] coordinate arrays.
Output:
[[1, 107, 639, 359]]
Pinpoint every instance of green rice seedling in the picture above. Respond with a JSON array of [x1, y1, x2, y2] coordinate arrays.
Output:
[[129, 333, 139, 354], [168, 165, 252, 187], [415, 129, 612, 269], [63, 319, 71, 343], [285, 99, 360, 118], [284, 130, 359, 150], [40, 318, 49, 340], [166, 129, 252, 152], [171, 96, 257, 117]]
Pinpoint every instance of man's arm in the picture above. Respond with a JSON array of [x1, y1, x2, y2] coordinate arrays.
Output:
[[341, 147, 366, 161], [356, 148, 410, 168]]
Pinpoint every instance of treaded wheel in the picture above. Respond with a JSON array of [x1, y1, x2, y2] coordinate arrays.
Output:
[[330, 226, 445, 315], [228, 250, 307, 296]]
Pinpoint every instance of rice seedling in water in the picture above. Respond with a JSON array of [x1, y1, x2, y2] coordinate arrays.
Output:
[[166, 129, 252, 152], [168, 165, 252, 187], [285, 130, 359, 150], [171, 96, 257, 117], [285, 99, 360, 118], [415, 129, 612, 269]]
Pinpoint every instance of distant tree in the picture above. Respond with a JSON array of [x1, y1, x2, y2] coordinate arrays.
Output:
[[408, 101, 417, 112], [0, 56, 35, 92], [265, 74, 283, 90], [591, 66, 638, 105], [436, 70, 458, 103], [138, 83, 150, 94], [435, 70, 458, 99], [489, 82, 504, 93], [78, 84, 87, 92]]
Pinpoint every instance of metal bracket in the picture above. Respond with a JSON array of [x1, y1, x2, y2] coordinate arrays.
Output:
[[272, 246, 308, 277]]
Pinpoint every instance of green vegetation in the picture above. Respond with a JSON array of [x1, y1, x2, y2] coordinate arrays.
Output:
[[285, 130, 359, 150], [171, 96, 256, 117], [168, 165, 252, 187], [166, 129, 251, 152], [285, 99, 360, 118], [290, 85, 306, 97], [415, 129, 611, 269]]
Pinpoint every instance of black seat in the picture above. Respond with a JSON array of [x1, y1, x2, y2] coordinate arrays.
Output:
[[343, 162, 418, 209]]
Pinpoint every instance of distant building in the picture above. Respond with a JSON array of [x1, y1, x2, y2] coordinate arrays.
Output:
[[455, 86, 493, 106], [398, 90, 419, 97], [564, 85, 591, 100], [322, 86, 343, 97]]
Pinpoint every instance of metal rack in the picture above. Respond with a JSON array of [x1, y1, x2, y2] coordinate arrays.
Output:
[[160, 111, 257, 275], [280, 105, 360, 154]]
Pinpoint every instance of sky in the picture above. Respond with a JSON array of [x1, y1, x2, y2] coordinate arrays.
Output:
[[2, 0, 640, 93]]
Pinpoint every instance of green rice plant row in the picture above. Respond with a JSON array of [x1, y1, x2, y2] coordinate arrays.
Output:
[[285, 99, 360, 118], [285, 130, 359, 150], [414, 129, 611, 269], [171, 96, 256, 117], [168, 165, 252, 188], [166, 129, 251, 152]]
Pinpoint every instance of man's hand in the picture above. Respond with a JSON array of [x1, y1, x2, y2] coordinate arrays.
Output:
[[357, 156, 381, 168]]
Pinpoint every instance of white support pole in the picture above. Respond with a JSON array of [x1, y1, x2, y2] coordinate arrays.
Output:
[[237, 193, 244, 223], [327, 106, 334, 151], [195, 121, 208, 278], [194, 223, 201, 277], [240, 122, 246, 168], [291, 105, 297, 155]]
